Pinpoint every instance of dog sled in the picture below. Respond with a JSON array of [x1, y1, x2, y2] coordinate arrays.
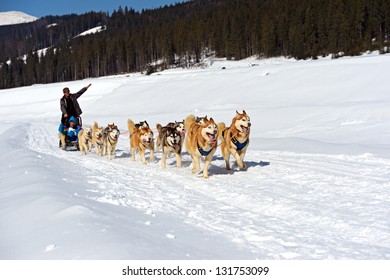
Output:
[[59, 137, 79, 151], [58, 116, 82, 151]]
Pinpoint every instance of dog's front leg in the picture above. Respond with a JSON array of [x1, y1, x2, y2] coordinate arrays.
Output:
[[88, 141, 92, 153], [192, 156, 201, 174], [239, 150, 247, 169], [140, 148, 147, 164], [224, 151, 231, 170], [203, 155, 213, 179], [83, 142, 88, 155], [131, 147, 136, 161], [230, 148, 244, 169], [149, 148, 155, 162], [161, 150, 167, 168], [95, 143, 100, 156], [80, 143, 85, 155], [58, 133, 66, 150], [107, 145, 112, 160], [175, 153, 182, 168], [102, 143, 107, 157]]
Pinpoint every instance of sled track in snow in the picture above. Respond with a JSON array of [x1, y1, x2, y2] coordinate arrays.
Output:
[[26, 122, 390, 259]]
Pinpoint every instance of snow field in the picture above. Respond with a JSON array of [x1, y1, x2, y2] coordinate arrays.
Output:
[[1, 54, 390, 259]]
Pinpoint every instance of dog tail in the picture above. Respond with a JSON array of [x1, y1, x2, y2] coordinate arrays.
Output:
[[156, 123, 163, 133], [155, 124, 163, 150], [127, 119, 137, 134], [184, 114, 196, 131], [217, 122, 226, 140]]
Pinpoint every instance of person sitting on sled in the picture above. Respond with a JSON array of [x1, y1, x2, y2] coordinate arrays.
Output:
[[58, 116, 82, 149]]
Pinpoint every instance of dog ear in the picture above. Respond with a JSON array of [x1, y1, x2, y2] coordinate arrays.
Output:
[[243, 110, 246, 115]]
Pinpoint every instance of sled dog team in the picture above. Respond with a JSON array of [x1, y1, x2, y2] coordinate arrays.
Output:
[[70, 110, 251, 178]]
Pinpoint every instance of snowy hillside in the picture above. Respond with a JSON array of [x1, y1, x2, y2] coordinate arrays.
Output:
[[0, 54, 389, 260], [0, 11, 38, 26], [76, 25, 106, 37]]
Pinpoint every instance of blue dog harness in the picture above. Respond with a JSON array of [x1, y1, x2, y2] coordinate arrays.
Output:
[[231, 136, 248, 150], [198, 145, 213, 156], [222, 130, 248, 151]]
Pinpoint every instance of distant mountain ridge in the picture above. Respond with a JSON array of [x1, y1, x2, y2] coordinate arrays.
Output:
[[0, 11, 38, 26]]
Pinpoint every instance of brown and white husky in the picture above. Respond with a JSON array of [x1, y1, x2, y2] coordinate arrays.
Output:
[[218, 110, 251, 170], [128, 119, 155, 164], [184, 114, 218, 179]]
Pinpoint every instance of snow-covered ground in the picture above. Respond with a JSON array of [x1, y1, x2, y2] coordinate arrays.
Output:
[[0, 11, 38, 26], [76, 25, 106, 37], [0, 53, 390, 260]]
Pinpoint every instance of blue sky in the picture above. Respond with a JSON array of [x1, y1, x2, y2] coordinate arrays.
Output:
[[0, 0, 187, 18]]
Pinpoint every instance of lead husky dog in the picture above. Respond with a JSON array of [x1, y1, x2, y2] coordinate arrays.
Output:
[[78, 126, 93, 155], [184, 115, 218, 178], [92, 121, 105, 156], [156, 124, 182, 168], [102, 123, 120, 160], [128, 119, 155, 164], [218, 110, 251, 170]]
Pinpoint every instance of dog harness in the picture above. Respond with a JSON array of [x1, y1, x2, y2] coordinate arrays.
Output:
[[108, 134, 118, 146], [197, 142, 213, 156], [222, 130, 248, 151], [198, 147, 212, 156]]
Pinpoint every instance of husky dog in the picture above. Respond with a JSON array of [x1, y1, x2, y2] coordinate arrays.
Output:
[[78, 126, 93, 155], [158, 120, 186, 150], [156, 124, 182, 168], [218, 110, 251, 170], [92, 121, 105, 156], [128, 119, 155, 164], [195, 115, 209, 125], [102, 123, 120, 160], [135, 120, 149, 130], [172, 120, 186, 147], [184, 114, 218, 178]]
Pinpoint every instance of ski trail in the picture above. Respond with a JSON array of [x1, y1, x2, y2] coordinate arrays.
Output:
[[26, 121, 390, 259]]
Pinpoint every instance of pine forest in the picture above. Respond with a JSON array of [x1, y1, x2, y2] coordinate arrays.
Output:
[[0, 0, 389, 89]]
